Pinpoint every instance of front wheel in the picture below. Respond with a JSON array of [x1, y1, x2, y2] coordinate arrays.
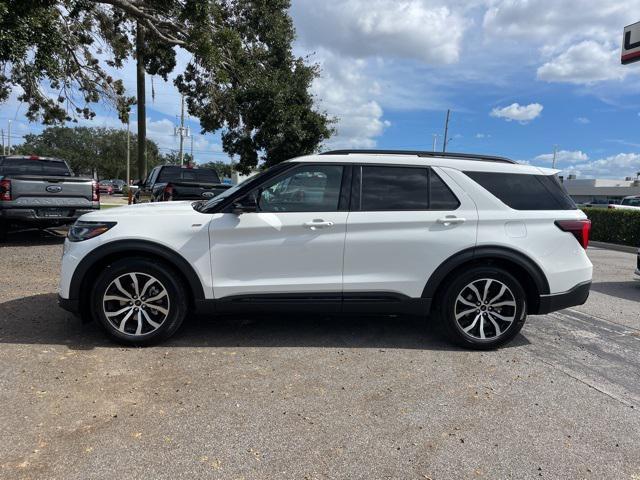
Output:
[[91, 258, 188, 346], [438, 266, 527, 350]]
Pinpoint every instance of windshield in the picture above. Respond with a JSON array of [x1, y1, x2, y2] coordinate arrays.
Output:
[[621, 197, 640, 206]]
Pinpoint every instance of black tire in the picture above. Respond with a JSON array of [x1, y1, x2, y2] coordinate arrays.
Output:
[[437, 266, 527, 350], [0, 220, 8, 242], [91, 258, 188, 346]]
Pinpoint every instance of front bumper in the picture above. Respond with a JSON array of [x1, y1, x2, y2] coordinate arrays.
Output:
[[536, 281, 591, 314]]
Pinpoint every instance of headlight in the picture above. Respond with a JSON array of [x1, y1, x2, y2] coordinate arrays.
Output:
[[68, 221, 116, 242]]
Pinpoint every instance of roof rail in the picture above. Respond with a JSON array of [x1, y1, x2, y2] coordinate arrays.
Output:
[[319, 149, 516, 164]]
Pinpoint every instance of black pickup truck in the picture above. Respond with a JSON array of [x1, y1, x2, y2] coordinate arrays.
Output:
[[134, 165, 231, 203]]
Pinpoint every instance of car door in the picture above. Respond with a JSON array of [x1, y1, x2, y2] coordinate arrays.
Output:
[[343, 164, 478, 300], [137, 167, 159, 203], [209, 163, 349, 304]]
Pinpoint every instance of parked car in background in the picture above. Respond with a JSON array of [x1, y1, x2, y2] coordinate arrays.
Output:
[[133, 165, 232, 203], [608, 195, 640, 210], [0, 155, 99, 240], [98, 180, 114, 196], [110, 179, 126, 194], [59, 149, 592, 349]]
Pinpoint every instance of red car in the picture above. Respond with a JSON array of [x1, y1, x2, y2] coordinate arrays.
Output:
[[98, 180, 114, 195]]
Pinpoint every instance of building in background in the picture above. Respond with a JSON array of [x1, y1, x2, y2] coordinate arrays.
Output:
[[561, 175, 640, 205]]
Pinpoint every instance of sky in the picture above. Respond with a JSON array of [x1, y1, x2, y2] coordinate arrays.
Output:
[[2, 0, 640, 178]]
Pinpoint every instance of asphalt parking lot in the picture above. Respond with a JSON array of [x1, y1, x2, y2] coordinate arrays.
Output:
[[1, 231, 639, 480]]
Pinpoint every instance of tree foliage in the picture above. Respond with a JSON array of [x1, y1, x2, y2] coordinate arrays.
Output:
[[13, 126, 161, 179], [0, 0, 335, 173], [199, 160, 232, 179]]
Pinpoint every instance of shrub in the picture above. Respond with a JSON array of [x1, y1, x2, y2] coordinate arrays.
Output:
[[581, 207, 640, 247]]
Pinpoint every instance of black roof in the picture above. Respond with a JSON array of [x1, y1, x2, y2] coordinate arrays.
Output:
[[319, 149, 516, 164]]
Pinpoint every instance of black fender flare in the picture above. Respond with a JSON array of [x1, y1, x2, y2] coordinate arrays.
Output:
[[421, 246, 550, 299], [68, 239, 205, 302]]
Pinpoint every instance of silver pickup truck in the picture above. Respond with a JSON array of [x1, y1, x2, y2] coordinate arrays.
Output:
[[0, 155, 99, 240]]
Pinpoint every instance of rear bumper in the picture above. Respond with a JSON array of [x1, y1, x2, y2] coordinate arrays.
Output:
[[536, 281, 591, 314], [0, 207, 98, 223]]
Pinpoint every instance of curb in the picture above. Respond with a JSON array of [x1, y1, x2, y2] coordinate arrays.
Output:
[[589, 241, 637, 254]]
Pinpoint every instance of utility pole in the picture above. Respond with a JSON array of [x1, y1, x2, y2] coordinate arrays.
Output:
[[1, 129, 4, 155], [126, 121, 131, 186], [190, 133, 194, 165], [442, 109, 450, 153], [136, 22, 147, 181], [432, 134, 438, 151], [552, 145, 558, 169], [175, 96, 190, 166], [7, 120, 12, 155]]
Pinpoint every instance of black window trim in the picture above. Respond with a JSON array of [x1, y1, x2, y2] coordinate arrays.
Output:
[[353, 163, 461, 212]]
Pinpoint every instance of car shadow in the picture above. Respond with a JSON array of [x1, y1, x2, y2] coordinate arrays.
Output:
[[0, 293, 531, 351], [1, 227, 66, 247], [590, 280, 640, 302]]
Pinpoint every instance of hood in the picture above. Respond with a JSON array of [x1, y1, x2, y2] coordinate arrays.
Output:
[[81, 201, 197, 220]]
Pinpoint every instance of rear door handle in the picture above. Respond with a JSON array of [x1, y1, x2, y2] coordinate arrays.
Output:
[[436, 216, 466, 226], [304, 220, 334, 230]]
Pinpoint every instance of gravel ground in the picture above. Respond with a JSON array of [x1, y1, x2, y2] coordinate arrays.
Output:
[[0, 231, 639, 480]]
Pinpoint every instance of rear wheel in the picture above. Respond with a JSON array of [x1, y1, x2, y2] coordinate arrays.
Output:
[[91, 258, 188, 346], [438, 266, 527, 349]]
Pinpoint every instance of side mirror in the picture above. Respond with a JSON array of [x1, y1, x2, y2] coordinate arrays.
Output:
[[232, 196, 257, 215]]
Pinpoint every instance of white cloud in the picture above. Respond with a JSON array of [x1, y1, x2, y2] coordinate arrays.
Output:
[[291, 0, 468, 64], [535, 150, 589, 164], [575, 117, 590, 124], [490, 103, 543, 123], [571, 153, 640, 178], [475, 133, 491, 139], [312, 51, 390, 148], [483, 1, 637, 43], [537, 41, 626, 84]]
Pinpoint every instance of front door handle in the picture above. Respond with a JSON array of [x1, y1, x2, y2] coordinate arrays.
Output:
[[436, 216, 466, 226], [304, 219, 334, 230]]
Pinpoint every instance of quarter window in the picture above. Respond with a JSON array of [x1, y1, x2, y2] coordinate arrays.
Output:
[[257, 165, 344, 212], [464, 171, 576, 210]]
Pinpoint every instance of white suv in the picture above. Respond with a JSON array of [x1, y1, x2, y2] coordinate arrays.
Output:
[[58, 150, 593, 349]]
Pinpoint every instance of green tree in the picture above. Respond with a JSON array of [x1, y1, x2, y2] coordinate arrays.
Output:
[[199, 160, 233, 179], [13, 126, 161, 180], [159, 151, 193, 166], [0, 0, 334, 176]]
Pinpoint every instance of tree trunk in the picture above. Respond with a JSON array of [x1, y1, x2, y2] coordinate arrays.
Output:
[[136, 21, 146, 181]]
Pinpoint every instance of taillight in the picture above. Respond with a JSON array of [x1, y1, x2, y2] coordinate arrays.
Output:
[[0, 178, 11, 201], [164, 183, 174, 200], [92, 180, 100, 202], [555, 219, 591, 249]]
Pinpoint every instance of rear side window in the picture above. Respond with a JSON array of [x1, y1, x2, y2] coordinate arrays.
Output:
[[465, 171, 576, 210], [358, 166, 459, 211], [0, 158, 71, 176], [158, 167, 220, 183]]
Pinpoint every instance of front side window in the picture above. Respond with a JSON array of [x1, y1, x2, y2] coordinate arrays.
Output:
[[257, 164, 344, 212], [358, 166, 459, 211]]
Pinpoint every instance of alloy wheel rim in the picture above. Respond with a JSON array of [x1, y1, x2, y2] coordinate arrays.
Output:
[[454, 278, 517, 340], [102, 272, 170, 336]]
